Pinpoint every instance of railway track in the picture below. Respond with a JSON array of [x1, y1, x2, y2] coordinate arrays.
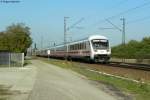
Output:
[[100, 61, 150, 71], [69, 59, 150, 71]]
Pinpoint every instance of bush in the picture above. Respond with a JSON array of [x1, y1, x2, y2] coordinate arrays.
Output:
[[112, 37, 150, 59]]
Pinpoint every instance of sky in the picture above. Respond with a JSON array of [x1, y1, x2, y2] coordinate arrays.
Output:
[[0, 0, 150, 49]]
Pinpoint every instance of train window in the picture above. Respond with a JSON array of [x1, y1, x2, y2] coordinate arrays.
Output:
[[70, 45, 73, 50], [70, 45, 72, 50], [72, 45, 73, 50], [73, 45, 75, 50], [83, 43, 84, 50], [79, 43, 81, 50], [80, 42, 85, 50], [77, 44, 79, 50], [79, 44, 80, 50], [92, 39, 109, 49], [76, 44, 78, 50], [79, 43, 80, 50], [74, 44, 75, 50], [70, 43, 87, 50], [74, 44, 76, 50], [79, 43, 82, 50], [81, 43, 83, 49], [84, 42, 86, 49], [85, 41, 90, 49], [69, 45, 70, 50], [82, 43, 84, 50], [71, 45, 73, 50], [83, 43, 85, 49]]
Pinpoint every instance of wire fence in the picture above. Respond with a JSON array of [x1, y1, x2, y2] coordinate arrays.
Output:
[[0, 52, 24, 67]]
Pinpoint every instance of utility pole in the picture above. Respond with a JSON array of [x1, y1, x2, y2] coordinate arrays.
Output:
[[63, 17, 84, 60], [64, 17, 69, 59], [105, 18, 126, 63], [120, 18, 126, 63], [64, 17, 70, 44], [41, 35, 43, 50], [105, 18, 126, 45], [34, 43, 37, 56], [120, 18, 126, 45]]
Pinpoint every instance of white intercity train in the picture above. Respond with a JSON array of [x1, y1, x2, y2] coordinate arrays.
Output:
[[37, 35, 111, 63]]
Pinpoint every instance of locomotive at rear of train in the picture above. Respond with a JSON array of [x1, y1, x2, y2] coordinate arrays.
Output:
[[37, 35, 111, 63]]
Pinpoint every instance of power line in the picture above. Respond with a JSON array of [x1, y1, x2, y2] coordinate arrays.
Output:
[[98, 28, 116, 30], [105, 19, 122, 31], [67, 18, 84, 31], [99, 18, 126, 45], [127, 15, 150, 24], [109, 0, 129, 9], [93, 1, 150, 27], [108, 1, 150, 19]]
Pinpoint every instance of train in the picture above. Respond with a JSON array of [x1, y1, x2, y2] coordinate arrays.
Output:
[[37, 35, 111, 63]]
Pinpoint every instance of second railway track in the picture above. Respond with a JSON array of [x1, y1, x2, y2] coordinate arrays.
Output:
[[105, 61, 150, 71]]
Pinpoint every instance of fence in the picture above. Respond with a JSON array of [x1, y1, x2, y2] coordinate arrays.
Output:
[[0, 52, 24, 67]]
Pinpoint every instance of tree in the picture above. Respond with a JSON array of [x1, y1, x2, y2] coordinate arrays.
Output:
[[0, 23, 32, 54], [0, 32, 9, 51]]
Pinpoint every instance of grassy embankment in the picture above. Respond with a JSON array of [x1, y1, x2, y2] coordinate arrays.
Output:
[[40, 58, 150, 100]]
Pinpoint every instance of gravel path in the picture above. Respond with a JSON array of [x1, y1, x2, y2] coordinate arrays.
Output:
[[28, 60, 117, 100]]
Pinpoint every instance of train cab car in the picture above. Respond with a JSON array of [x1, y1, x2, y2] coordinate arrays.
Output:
[[89, 35, 111, 62], [67, 35, 111, 63]]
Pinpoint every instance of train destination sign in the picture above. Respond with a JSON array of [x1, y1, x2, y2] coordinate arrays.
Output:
[[92, 39, 107, 42]]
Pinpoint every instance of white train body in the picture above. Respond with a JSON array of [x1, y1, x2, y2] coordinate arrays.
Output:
[[38, 35, 111, 62]]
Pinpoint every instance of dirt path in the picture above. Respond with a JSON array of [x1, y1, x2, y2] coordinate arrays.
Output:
[[28, 60, 117, 100]]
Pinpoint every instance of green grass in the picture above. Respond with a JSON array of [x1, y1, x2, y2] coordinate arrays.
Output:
[[41, 58, 150, 100]]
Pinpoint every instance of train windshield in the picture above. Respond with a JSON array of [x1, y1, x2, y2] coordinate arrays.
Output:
[[92, 39, 109, 49]]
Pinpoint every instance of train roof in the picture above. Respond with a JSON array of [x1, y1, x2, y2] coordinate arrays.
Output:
[[68, 35, 108, 44], [49, 35, 108, 48], [88, 35, 108, 40]]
